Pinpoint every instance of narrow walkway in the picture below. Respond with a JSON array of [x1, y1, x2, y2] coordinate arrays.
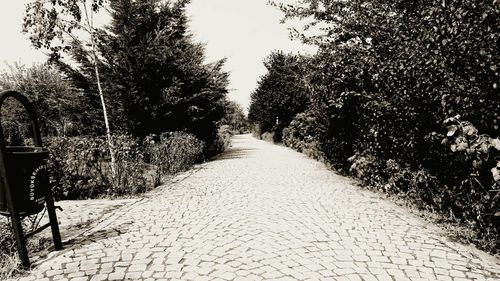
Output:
[[15, 135, 500, 280]]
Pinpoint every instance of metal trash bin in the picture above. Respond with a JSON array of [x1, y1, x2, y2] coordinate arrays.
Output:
[[0, 146, 50, 216]]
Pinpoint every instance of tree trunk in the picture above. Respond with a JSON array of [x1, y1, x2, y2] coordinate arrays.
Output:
[[95, 64, 116, 177], [90, 34, 116, 177]]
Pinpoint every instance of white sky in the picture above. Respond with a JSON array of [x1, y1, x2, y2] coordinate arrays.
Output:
[[0, 1, 47, 69], [0, 0, 315, 111]]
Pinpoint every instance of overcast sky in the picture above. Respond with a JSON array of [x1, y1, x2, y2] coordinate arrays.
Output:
[[0, 0, 314, 111]]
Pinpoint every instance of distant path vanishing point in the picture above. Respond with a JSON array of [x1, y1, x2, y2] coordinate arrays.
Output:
[[14, 134, 500, 281]]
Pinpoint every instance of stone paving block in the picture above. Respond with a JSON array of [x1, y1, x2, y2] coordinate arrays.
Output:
[[98, 267, 113, 274], [358, 274, 378, 281], [89, 274, 108, 281], [164, 271, 182, 279], [124, 271, 142, 279], [107, 272, 125, 281]]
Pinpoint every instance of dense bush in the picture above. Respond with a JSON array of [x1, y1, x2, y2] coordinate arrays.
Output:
[[47, 135, 148, 199], [261, 132, 275, 143], [439, 117, 500, 225], [46, 132, 206, 200], [215, 125, 233, 151], [282, 110, 323, 160], [143, 132, 204, 186]]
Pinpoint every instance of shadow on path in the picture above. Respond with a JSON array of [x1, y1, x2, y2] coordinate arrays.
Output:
[[64, 222, 131, 249], [32, 221, 132, 268], [215, 147, 256, 160]]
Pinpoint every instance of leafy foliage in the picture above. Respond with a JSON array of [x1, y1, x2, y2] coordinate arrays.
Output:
[[248, 51, 310, 142], [46, 132, 205, 200], [0, 63, 88, 138], [22, 0, 232, 156], [143, 132, 204, 186], [219, 100, 249, 134], [282, 110, 323, 160], [47, 135, 147, 199], [23, 0, 106, 62]]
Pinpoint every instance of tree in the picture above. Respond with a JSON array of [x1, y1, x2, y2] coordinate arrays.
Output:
[[23, 0, 117, 175], [220, 100, 248, 133], [271, 0, 500, 165], [0, 63, 78, 142], [56, 0, 229, 153], [248, 51, 310, 141]]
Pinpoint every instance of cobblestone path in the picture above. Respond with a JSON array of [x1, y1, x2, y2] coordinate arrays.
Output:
[[14, 134, 500, 281]]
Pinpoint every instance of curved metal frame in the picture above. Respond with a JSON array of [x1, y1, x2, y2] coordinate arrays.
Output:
[[0, 90, 62, 268]]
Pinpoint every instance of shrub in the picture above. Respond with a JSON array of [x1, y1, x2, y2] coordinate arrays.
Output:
[[216, 125, 233, 150], [45, 131, 207, 200], [384, 160, 440, 210], [252, 124, 263, 139], [46, 135, 149, 200], [261, 132, 275, 143], [438, 117, 500, 232], [283, 111, 323, 160], [348, 153, 386, 187], [346, 117, 500, 252], [21, 125, 227, 201], [202, 125, 233, 156], [441, 116, 499, 183], [46, 136, 108, 199], [108, 135, 150, 196], [143, 132, 204, 186]]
